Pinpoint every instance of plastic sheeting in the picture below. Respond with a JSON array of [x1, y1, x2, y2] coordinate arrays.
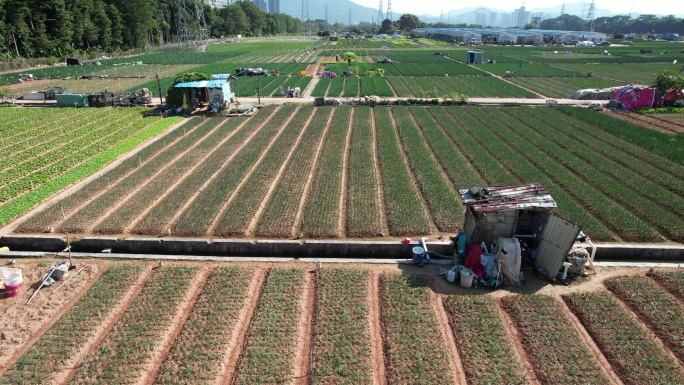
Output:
[[495, 237, 522, 286], [610, 85, 662, 111]]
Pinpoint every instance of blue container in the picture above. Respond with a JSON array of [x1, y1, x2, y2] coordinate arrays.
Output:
[[457, 231, 467, 255], [412, 246, 425, 264], [537, 267, 548, 280]]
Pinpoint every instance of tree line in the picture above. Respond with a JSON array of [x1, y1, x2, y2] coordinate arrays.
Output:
[[0, 0, 301, 58]]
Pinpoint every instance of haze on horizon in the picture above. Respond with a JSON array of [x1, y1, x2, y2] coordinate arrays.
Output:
[[349, 0, 684, 17]]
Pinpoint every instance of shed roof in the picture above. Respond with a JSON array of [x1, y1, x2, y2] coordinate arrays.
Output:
[[174, 79, 228, 89], [459, 183, 556, 212]]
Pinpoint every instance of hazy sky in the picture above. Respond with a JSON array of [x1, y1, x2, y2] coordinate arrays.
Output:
[[350, 0, 684, 17]]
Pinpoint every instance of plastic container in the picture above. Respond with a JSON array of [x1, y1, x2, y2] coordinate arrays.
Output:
[[447, 270, 456, 283], [4, 283, 19, 297], [412, 246, 425, 264], [457, 231, 467, 255], [460, 269, 474, 288]]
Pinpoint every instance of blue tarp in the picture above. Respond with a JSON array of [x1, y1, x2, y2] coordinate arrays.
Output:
[[174, 79, 228, 89]]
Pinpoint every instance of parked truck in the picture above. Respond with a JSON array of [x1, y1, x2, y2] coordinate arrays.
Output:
[[663, 33, 680, 41]]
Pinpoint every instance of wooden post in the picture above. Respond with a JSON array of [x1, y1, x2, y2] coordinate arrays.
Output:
[[67, 233, 73, 268], [156, 73, 163, 105]]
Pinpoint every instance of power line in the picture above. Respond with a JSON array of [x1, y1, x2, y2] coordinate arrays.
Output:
[[386, 0, 392, 21]]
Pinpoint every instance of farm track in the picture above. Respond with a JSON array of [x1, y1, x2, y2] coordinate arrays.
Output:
[[493, 300, 542, 385], [291, 270, 315, 384], [370, 109, 391, 237], [368, 272, 387, 385], [430, 291, 466, 385], [338, 108, 354, 238]]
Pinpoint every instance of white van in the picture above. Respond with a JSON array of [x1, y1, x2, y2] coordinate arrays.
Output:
[[575, 41, 595, 47]]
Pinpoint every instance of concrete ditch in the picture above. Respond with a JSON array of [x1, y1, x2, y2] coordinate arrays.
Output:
[[0, 235, 683, 261]]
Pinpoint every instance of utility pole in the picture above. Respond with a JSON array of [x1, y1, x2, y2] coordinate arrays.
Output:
[[560, 2, 565, 16], [377, 0, 383, 24], [325, 4, 329, 29], [586, 0, 596, 32], [386, 0, 392, 21], [349, 9, 352, 29], [155, 73, 163, 105], [301, 0, 311, 35]]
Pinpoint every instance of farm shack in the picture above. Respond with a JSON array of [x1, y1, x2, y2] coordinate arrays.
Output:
[[460, 183, 583, 281], [173, 77, 231, 112], [466, 51, 484, 64], [56, 93, 89, 107]]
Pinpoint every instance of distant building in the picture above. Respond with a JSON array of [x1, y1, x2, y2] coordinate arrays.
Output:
[[269, 0, 280, 14], [488, 12, 498, 26], [253, 0, 267, 12], [205, 0, 230, 7], [499, 14, 511, 28], [475, 11, 488, 27], [512, 6, 531, 27]]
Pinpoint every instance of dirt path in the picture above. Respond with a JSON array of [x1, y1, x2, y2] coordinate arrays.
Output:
[[0, 262, 105, 374], [305, 57, 324, 77], [367, 272, 387, 385], [207, 106, 301, 236], [388, 108, 438, 235], [84, 117, 221, 234], [291, 109, 336, 238], [431, 292, 466, 385], [494, 299, 542, 385], [245, 109, 318, 237], [217, 268, 267, 385], [139, 268, 211, 385], [337, 108, 354, 238], [555, 294, 624, 385], [124, 117, 251, 234], [291, 270, 316, 384], [164, 107, 280, 233], [302, 77, 319, 98], [370, 109, 390, 237], [56, 264, 154, 385]]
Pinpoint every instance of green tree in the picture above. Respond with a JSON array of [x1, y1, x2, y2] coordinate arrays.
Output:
[[652, 70, 684, 97], [379, 18, 393, 34], [238, 0, 265, 36], [398, 14, 418, 31]]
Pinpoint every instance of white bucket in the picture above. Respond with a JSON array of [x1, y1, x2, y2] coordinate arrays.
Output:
[[447, 270, 456, 283], [460, 270, 474, 288], [1, 267, 23, 288]]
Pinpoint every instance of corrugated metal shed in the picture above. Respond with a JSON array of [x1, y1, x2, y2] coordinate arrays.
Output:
[[459, 183, 556, 213], [174, 79, 228, 89]]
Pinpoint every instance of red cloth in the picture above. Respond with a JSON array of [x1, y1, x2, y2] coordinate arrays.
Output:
[[464, 244, 485, 278]]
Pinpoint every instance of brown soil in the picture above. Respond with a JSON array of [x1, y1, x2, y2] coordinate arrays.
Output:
[[291, 109, 336, 238], [216, 268, 267, 384], [141, 268, 211, 385], [164, 107, 278, 232], [0, 260, 104, 373], [245, 108, 318, 237], [337, 108, 354, 238], [56, 264, 153, 385], [388, 108, 438, 234], [430, 291, 466, 385], [370, 109, 390, 237], [124, 117, 250, 234], [603, 110, 681, 135], [291, 270, 315, 384], [493, 300, 542, 385], [305, 57, 324, 77], [207, 106, 300, 236], [367, 271, 387, 385], [554, 294, 624, 385]]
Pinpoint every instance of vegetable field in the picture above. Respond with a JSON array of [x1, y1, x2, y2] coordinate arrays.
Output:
[[10, 105, 683, 243], [2, 260, 683, 385]]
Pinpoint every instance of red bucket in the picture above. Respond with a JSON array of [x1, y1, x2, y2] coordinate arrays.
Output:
[[4, 284, 19, 298]]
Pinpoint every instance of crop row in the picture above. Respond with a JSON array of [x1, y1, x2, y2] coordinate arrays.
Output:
[[214, 107, 313, 237], [172, 105, 296, 236], [312, 269, 372, 384], [0, 109, 123, 174], [522, 108, 684, 198], [503, 108, 684, 240], [299, 107, 351, 238], [14, 116, 195, 233], [58, 117, 219, 234], [131, 109, 277, 235], [0, 109, 140, 202], [1, 115, 182, 227], [380, 274, 454, 383], [393, 108, 463, 232], [409, 108, 484, 188], [311, 77, 331, 97], [69, 266, 198, 384], [443, 296, 529, 384], [0, 108, 90, 151], [342, 76, 360, 97], [93, 117, 238, 234], [557, 106, 684, 166], [346, 107, 384, 237], [449, 108, 611, 240], [255, 107, 332, 238], [606, 276, 684, 362], [233, 268, 306, 384], [564, 292, 684, 384], [0, 264, 143, 384], [554, 63, 677, 84], [156, 267, 255, 384], [474, 107, 659, 241], [327, 76, 345, 96], [501, 295, 608, 384], [510, 77, 622, 98], [652, 270, 684, 299], [387, 76, 537, 98], [474, 62, 579, 77], [374, 107, 431, 236]]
